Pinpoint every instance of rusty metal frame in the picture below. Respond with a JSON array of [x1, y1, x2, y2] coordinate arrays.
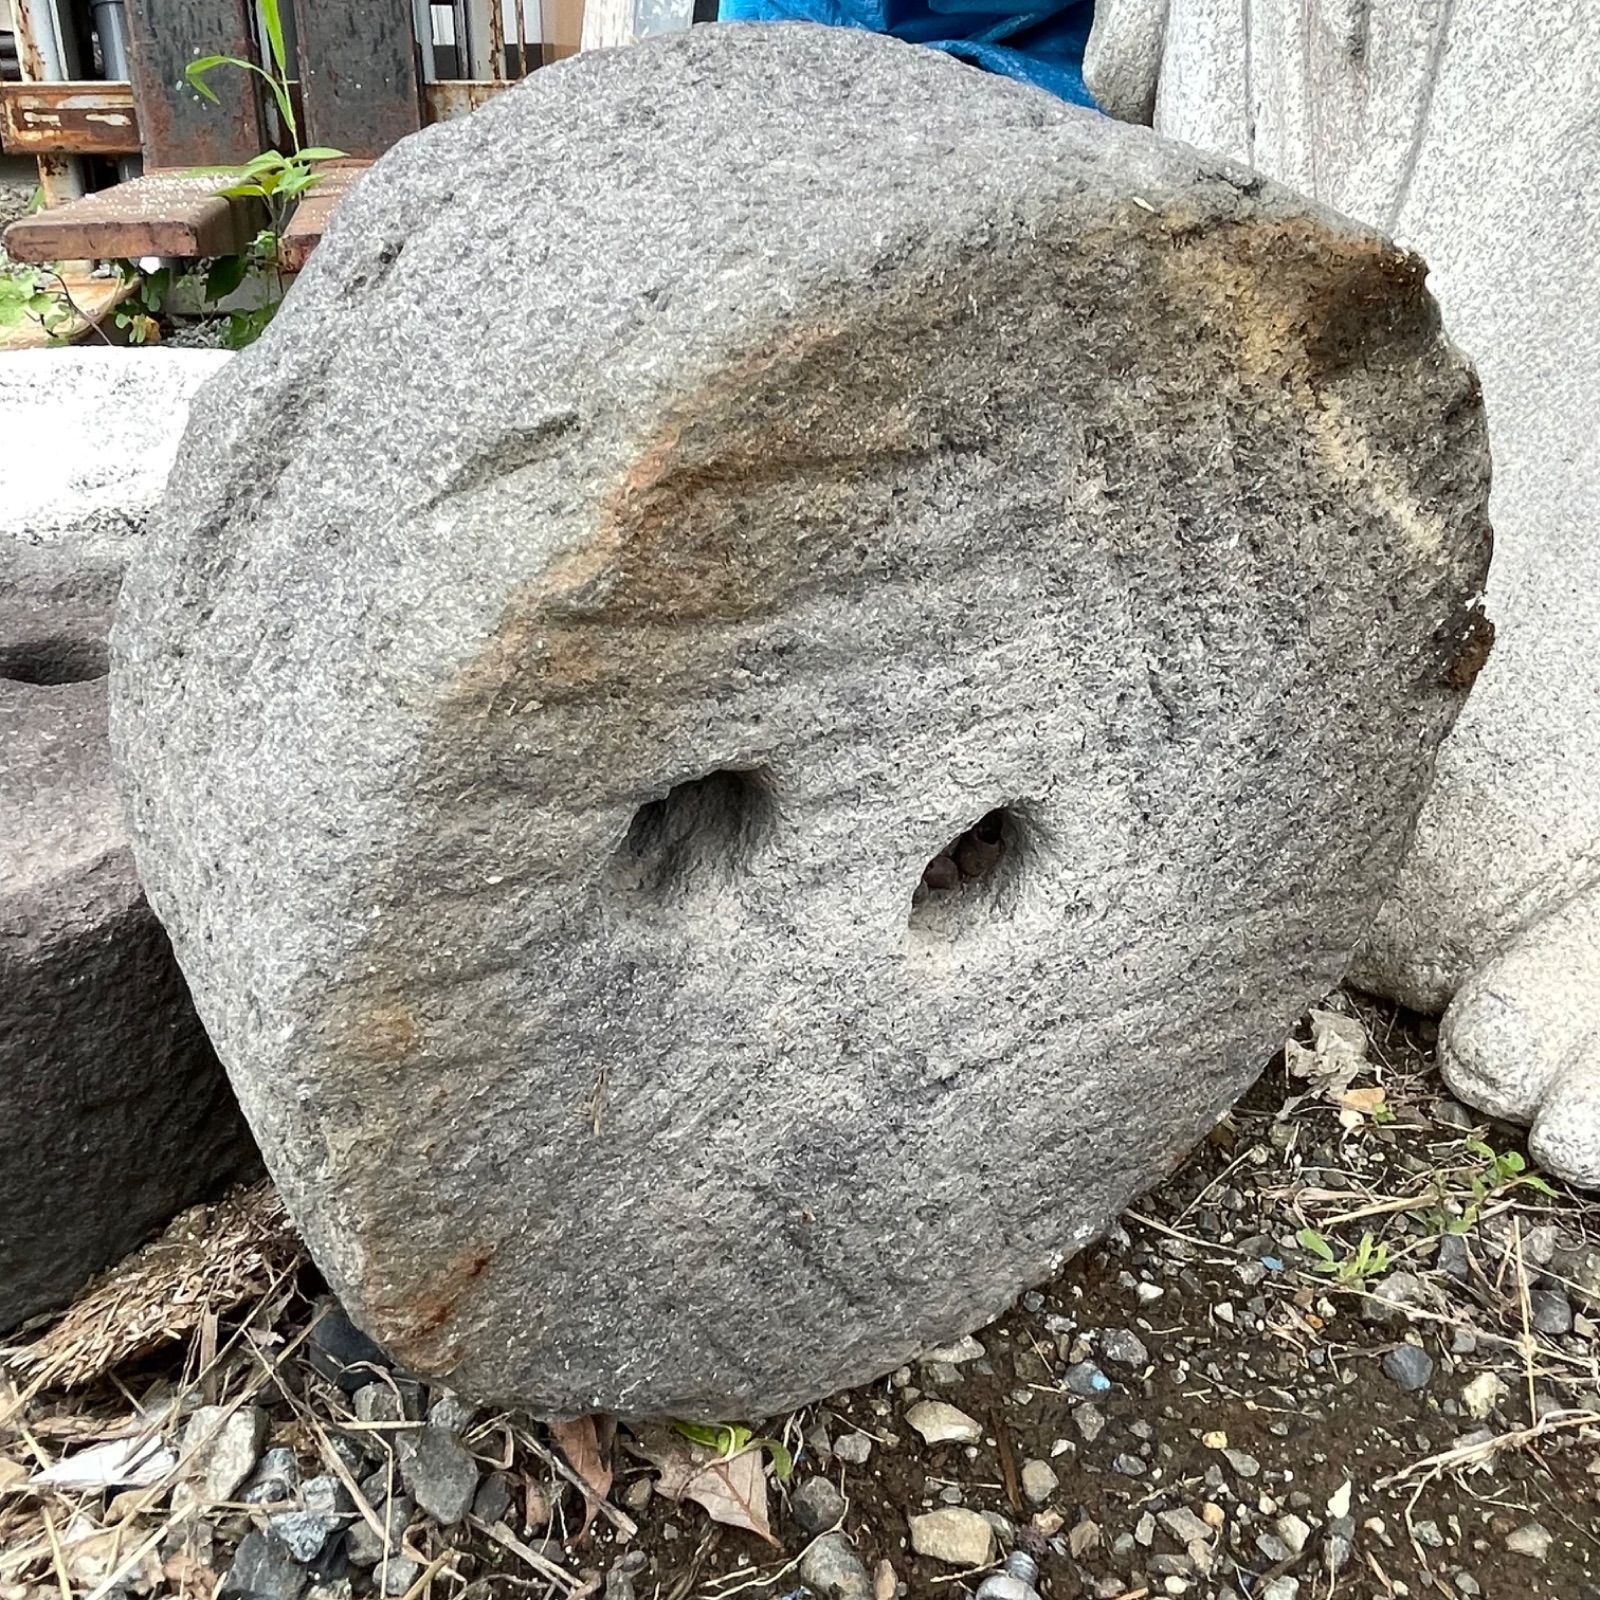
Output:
[[0, 81, 141, 156], [10, 0, 86, 204]]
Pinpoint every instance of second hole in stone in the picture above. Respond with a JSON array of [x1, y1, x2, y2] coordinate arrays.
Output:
[[913, 807, 1012, 909]]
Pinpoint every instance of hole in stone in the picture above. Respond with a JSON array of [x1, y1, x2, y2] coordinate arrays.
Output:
[[909, 806, 1027, 927], [611, 767, 775, 899], [0, 636, 110, 685]]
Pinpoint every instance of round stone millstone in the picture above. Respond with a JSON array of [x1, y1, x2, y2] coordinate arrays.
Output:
[[113, 25, 1492, 1417]]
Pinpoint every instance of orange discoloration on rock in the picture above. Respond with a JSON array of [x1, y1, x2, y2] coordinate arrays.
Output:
[[1153, 209, 1430, 388], [449, 315, 926, 715], [370, 1241, 498, 1375], [341, 1002, 422, 1064]]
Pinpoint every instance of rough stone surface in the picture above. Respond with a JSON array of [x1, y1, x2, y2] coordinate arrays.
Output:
[[908, 1507, 995, 1568], [398, 1423, 478, 1525], [115, 25, 1491, 1416], [1381, 1344, 1435, 1394], [798, 1532, 873, 1599], [0, 353, 257, 1334], [179, 1406, 269, 1506], [220, 1529, 309, 1600], [791, 1474, 849, 1535], [1085, 0, 1600, 1184], [905, 1401, 983, 1446]]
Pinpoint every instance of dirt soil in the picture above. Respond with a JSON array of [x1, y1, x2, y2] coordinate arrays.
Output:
[[3, 992, 1598, 1600]]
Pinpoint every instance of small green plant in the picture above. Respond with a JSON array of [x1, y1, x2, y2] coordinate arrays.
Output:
[[1297, 1227, 1391, 1284], [671, 1421, 794, 1479], [163, 0, 343, 346], [0, 265, 75, 341], [1408, 1136, 1558, 1237]]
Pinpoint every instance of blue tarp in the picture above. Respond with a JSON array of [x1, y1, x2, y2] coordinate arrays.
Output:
[[717, 0, 1097, 106]]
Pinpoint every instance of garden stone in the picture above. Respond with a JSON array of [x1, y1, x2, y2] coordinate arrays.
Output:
[[1382, 1344, 1435, 1393], [177, 1405, 269, 1508], [905, 1401, 982, 1446], [909, 1508, 994, 1568], [1085, 0, 1600, 1188], [345, 1493, 413, 1568], [308, 1299, 394, 1392], [798, 1532, 872, 1600], [115, 24, 1491, 1416], [791, 1475, 849, 1536], [1020, 1459, 1058, 1505], [0, 355, 257, 1334], [220, 1530, 309, 1600], [397, 1423, 478, 1524]]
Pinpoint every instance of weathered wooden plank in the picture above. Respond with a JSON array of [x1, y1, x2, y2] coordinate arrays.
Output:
[[277, 161, 372, 272], [123, 0, 264, 167], [0, 171, 264, 263], [295, 2, 422, 159], [0, 82, 141, 156]]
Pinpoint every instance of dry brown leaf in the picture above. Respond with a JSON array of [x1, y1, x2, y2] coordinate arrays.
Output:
[[1339, 1086, 1388, 1115], [549, 1415, 613, 1535], [634, 1430, 776, 1546]]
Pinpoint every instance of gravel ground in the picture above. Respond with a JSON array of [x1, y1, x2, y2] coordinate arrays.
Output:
[[3, 991, 1597, 1600]]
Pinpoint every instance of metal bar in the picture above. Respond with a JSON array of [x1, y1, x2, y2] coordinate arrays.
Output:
[[0, 81, 141, 155], [422, 79, 509, 120], [276, 158, 368, 271], [122, 0, 265, 167], [294, 0, 422, 158], [13, 0, 86, 202]]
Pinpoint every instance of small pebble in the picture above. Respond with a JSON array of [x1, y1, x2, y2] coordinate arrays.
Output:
[[1020, 1459, 1058, 1505], [1529, 1290, 1573, 1336], [1505, 1523, 1553, 1560], [798, 1532, 872, 1599], [908, 1508, 993, 1567], [1073, 1403, 1107, 1443], [905, 1401, 982, 1446], [1382, 1343, 1436, 1393], [791, 1475, 848, 1535], [1099, 1328, 1149, 1368], [1064, 1362, 1112, 1397], [833, 1432, 873, 1465]]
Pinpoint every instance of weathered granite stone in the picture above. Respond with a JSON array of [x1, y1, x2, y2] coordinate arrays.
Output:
[[114, 25, 1490, 1415], [1085, 1, 1600, 1184], [0, 350, 257, 1335]]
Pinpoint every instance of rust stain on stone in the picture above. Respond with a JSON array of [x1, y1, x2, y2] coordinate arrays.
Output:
[[340, 1001, 422, 1064], [370, 1242, 497, 1374], [450, 316, 926, 715]]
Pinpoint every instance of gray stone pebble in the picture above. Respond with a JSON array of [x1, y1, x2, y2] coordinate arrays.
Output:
[[791, 1475, 848, 1535], [798, 1532, 872, 1599], [1382, 1343, 1436, 1392], [1065, 1362, 1113, 1397], [398, 1424, 478, 1526]]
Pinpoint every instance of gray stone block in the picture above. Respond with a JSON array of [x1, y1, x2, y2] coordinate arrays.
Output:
[[1085, 0, 1600, 1186], [114, 25, 1490, 1414], [0, 350, 257, 1335]]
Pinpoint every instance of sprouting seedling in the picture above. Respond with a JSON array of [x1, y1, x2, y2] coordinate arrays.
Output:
[[1297, 1227, 1390, 1284], [186, 0, 300, 150], [184, 0, 345, 235], [671, 1420, 794, 1479]]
